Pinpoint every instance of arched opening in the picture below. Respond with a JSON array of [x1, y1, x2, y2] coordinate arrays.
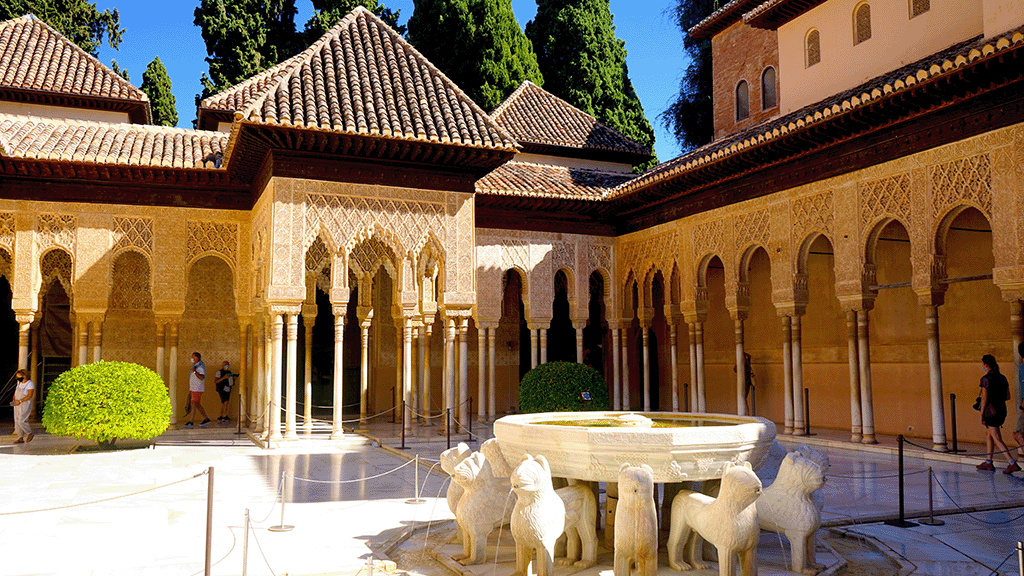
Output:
[[742, 247, 779, 419], [649, 272, 666, 411], [104, 250, 155, 369], [735, 80, 750, 121], [854, 2, 872, 45], [800, 235, 846, 430], [37, 249, 73, 410], [584, 271, 607, 377], [625, 278, 640, 410], [761, 67, 777, 110], [497, 269, 528, 412], [548, 270, 575, 362], [806, 29, 821, 67], [370, 265, 396, 414], [343, 272, 361, 418], [703, 255, 733, 412]]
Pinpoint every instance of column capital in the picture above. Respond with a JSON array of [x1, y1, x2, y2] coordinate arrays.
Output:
[[836, 295, 875, 313], [727, 307, 749, 322], [914, 289, 946, 308], [526, 321, 550, 331], [682, 311, 707, 325]]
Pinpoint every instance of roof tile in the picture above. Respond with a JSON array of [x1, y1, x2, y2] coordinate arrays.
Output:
[[491, 81, 650, 157], [476, 160, 635, 200]]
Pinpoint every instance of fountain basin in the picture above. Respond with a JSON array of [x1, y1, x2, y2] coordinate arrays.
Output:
[[493, 411, 776, 483]]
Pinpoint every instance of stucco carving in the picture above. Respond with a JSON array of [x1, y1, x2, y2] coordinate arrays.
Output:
[[930, 152, 992, 217], [109, 250, 152, 310], [187, 220, 238, 266], [859, 172, 911, 226], [36, 213, 76, 252], [0, 211, 14, 251], [791, 191, 834, 239], [734, 209, 770, 250], [113, 216, 153, 255], [40, 248, 72, 297]]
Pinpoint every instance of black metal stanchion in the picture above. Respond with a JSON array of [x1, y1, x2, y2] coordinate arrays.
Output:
[[446, 408, 452, 450], [885, 435, 918, 528], [400, 400, 408, 450], [684, 383, 689, 412], [469, 397, 473, 437], [950, 393, 965, 452], [803, 387, 812, 436], [751, 384, 756, 417], [918, 467, 944, 526], [205, 466, 214, 576], [391, 387, 396, 424]]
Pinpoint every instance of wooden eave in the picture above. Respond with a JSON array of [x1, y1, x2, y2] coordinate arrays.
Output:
[[608, 43, 1024, 233], [517, 140, 651, 167], [0, 86, 151, 124], [745, 0, 829, 30], [475, 193, 614, 236], [196, 108, 234, 132], [689, 0, 766, 40]]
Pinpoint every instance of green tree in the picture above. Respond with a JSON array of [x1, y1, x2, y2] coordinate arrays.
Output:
[[526, 0, 656, 170], [660, 0, 715, 152], [141, 57, 178, 127], [194, 0, 300, 98], [110, 59, 129, 82], [408, 0, 542, 111], [303, 0, 404, 41], [0, 0, 123, 56]]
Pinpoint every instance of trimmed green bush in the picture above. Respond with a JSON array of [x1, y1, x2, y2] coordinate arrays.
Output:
[[518, 361, 609, 413], [43, 361, 171, 447]]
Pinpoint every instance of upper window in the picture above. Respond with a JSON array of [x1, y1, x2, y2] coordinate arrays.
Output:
[[854, 3, 872, 45], [806, 29, 821, 67], [736, 80, 750, 121], [910, 0, 930, 18], [761, 67, 777, 110]]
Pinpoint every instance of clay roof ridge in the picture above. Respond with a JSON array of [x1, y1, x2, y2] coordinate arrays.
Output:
[[0, 14, 149, 104], [199, 50, 309, 114], [609, 25, 1024, 198], [489, 80, 534, 120]]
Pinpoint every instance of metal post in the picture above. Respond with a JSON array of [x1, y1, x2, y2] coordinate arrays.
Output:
[[242, 508, 250, 576], [469, 396, 473, 437], [751, 384, 756, 417], [683, 383, 689, 412], [391, 386, 396, 424], [406, 455, 426, 504], [206, 466, 214, 576], [803, 387, 811, 435], [950, 393, 964, 452], [885, 435, 918, 527], [1017, 541, 1023, 576], [400, 400, 408, 450], [446, 408, 452, 450], [269, 471, 294, 532], [918, 467, 944, 526]]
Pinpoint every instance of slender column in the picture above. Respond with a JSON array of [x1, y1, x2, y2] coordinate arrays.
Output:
[[620, 326, 630, 410], [781, 315, 793, 433], [410, 322, 419, 423], [269, 314, 284, 442], [669, 322, 679, 412], [395, 322, 402, 422], [91, 321, 102, 363], [239, 324, 249, 426], [17, 319, 30, 370], [695, 322, 706, 412], [303, 316, 314, 432], [252, 322, 264, 432], [359, 321, 370, 422], [422, 322, 432, 425], [792, 314, 805, 435], [403, 318, 414, 434], [539, 328, 548, 364], [925, 305, 947, 450], [487, 327, 496, 420], [477, 326, 486, 422], [1011, 301, 1023, 414], [846, 310, 862, 442], [284, 314, 299, 439], [530, 328, 539, 368], [612, 327, 622, 410], [331, 311, 346, 438], [641, 324, 651, 411], [261, 319, 272, 436], [168, 322, 179, 426], [445, 317, 456, 433], [575, 326, 584, 364], [688, 322, 697, 412], [77, 319, 88, 366], [858, 309, 876, 444], [734, 315, 746, 416], [458, 318, 469, 430], [156, 322, 166, 384], [29, 322, 39, 385]]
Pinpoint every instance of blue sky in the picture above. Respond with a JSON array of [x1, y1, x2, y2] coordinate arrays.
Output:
[[94, 0, 688, 161]]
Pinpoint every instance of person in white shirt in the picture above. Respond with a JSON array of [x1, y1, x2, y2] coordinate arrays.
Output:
[[184, 352, 211, 428], [12, 369, 34, 443]]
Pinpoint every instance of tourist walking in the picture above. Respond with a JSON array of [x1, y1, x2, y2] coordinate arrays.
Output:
[[12, 369, 34, 443], [1012, 342, 1024, 463], [215, 361, 234, 421], [976, 354, 1018, 472], [184, 352, 211, 428]]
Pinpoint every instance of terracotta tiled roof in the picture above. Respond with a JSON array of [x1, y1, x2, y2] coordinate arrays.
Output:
[[198, 51, 307, 118], [0, 15, 147, 103], [611, 27, 1024, 198], [490, 81, 650, 159], [0, 113, 226, 169], [688, 0, 764, 39], [476, 160, 635, 200], [211, 7, 516, 152]]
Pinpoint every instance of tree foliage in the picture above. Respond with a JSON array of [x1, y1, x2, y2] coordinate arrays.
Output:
[[141, 57, 178, 127], [408, 0, 541, 112], [660, 0, 715, 152], [42, 361, 171, 447], [110, 59, 129, 82], [0, 0, 123, 55], [304, 0, 404, 41], [518, 361, 609, 413], [526, 0, 656, 171]]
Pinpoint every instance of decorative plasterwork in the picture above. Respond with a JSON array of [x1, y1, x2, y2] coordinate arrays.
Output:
[[113, 216, 154, 255], [187, 220, 238, 266], [735, 209, 770, 249], [0, 211, 14, 252], [929, 152, 993, 217], [859, 172, 911, 226], [791, 191, 834, 240], [36, 213, 76, 252]]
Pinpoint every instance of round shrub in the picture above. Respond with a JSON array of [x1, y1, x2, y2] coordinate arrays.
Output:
[[43, 361, 171, 447], [518, 361, 609, 413]]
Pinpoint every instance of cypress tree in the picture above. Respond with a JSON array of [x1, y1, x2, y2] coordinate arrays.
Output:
[[0, 0, 123, 56], [141, 57, 178, 127], [526, 0, 656, 170], [660, 0, 714, 151], [303, 0, 404, 41]]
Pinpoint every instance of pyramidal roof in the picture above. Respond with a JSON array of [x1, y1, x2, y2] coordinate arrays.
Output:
[[490, 81, 650, 162], [0, 15, 151, 123], [200, 7, 516, 152]]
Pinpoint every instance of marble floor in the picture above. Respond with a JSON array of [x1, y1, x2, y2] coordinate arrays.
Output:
[[3, 418, 1024, 575]]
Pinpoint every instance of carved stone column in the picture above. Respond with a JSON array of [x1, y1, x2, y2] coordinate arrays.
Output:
[[403, 317, 414, 435], [732, 311, 747, 416], [669, 321, 679, 412], [156, 321, 167, 384], [444, 316, 456, 433], [422, 320, 432, 425], [792, 314, 805, 435], [539, 327, 548, 365], [640, 321, 651, 412], [781, 315, 793, 434], [924, 304, 947, 451], [90, 320, 102, 363], [611, 325, 622, 410], [269, 314, 284, 442], [846, 310, 862, 442], [574, 322, 585, 364], [239, 323, 249, 425], [29, 321, 39, 385], [620, 323, 630, 410], [284, 314, 299, 440], [688, 322, 697, 412], [695, 321, 706, 412], [262, 319, 273, 437], [858, 309, 877, 444], [302, 312, 315, 432], [168, 321, 180, 426], [458, 318, 469, 430], [16, 314, 31, 370], [529, 326, 539, 368], [253, 321, 265, 433], [487, 325, 497, 420], [477, 324, 487, 422], [77, 319, 88, 366], [331, 309, 346, 439], [357, 309, 372, 423]]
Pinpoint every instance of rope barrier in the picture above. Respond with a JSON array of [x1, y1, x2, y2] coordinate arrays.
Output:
[[830, 469, 930, 480], [988, 549, 1016, 575], [902, 436, 1022, 459], [291, 458, 417, 484], [0, 470, 207, 516], [930, 475, 1024, 525], [249, 523, 278, 576], [187, 524, 237, 576]]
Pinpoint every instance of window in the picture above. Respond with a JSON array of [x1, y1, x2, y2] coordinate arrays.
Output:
[[854, 3, 871, 45], [910, 0, 929, 18], [806, 29, 821, 67], [761, 67, 777, 110], [735, 80, 749, 121]]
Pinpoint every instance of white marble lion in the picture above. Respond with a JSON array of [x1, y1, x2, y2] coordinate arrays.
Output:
[[511, 454, 565, 576], [440, 442, 473, 544], [452, 449, 514, 565], [614, 463, 658, 576], [667, 462, 762, 576], [758, 451, 827, 575], [555, 482, 598, 568]]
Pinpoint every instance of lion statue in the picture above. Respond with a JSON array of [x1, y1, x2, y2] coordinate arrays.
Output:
[[758, 451, 827, 575], [667, 462, 762, 576], [614, 463, 658, 576], [451, 450, 515, 565], [555, 482, 598, 568], [440, 442, 473, 544], [510, 454, 565, 576]]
